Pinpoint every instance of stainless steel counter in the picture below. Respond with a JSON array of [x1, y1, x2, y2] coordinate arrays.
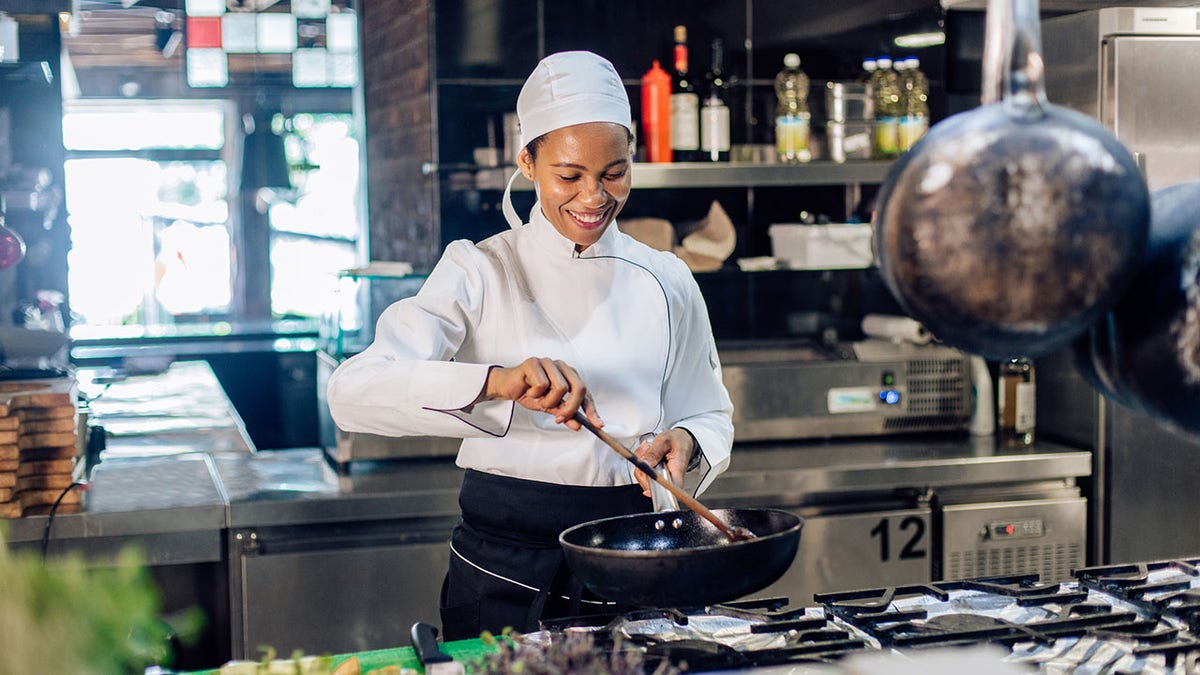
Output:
[[80, 360, 257, 458], [6, 434, 1090, 547], [213, 450, 464, 528], [5, 453, 227, 563], [220, 434, 1091, 529], [5, 360, 251, 562], [3, 392, 1093, 663], [709, 434, 1090, 505]]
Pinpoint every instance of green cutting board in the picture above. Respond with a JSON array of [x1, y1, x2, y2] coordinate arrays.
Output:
[[180, 637, 497, 674]]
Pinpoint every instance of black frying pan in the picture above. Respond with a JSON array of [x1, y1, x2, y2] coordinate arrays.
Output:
[[872, 0, 1149, 360], [559, 507, 803, 608], [559, 416, 802, 607], [1073, 180, 1200, 436]]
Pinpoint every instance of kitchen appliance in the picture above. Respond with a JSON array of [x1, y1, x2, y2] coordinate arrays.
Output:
[[1038, 6, 1200, 565], [1043, 7, 1200, 193], [939, 496, 1087, 582], [720, 339, 971, 442], [496, 556, 1200, 672]]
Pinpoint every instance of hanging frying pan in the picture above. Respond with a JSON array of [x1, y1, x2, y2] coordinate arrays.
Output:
[[872, 0, 1150, 360], [1074, 180, 1200, 435]]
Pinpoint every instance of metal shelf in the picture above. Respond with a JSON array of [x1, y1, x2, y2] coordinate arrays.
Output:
[[456, 160, 895, 192]]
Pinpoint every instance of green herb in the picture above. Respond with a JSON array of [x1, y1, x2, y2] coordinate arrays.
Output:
[[0, 530, 173, 674], [473, 628, 679, 675]]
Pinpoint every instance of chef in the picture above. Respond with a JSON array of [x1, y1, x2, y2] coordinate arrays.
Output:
[[326, 50, 734, 640]]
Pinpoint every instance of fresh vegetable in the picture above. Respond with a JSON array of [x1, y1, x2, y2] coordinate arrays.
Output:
[[219, 647, 335, 674]]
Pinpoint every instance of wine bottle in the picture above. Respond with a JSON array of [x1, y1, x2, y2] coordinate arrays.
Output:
[[700, 37, 730, 162], [669, 25, 700, 162]]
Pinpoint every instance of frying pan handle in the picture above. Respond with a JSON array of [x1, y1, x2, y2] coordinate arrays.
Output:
[[649, 463, 680, 512], [981, 0, 1047, 111]]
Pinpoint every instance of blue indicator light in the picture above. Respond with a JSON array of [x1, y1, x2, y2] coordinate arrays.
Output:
[[880, 390, 901, 405]]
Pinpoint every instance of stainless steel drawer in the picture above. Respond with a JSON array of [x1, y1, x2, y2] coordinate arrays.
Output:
[[752, 507, 933, 605], [940, 497, 1086, 583]]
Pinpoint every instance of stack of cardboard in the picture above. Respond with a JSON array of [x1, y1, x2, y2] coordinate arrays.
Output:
[[0, 378, 79, 518], [0, 414, 17, 518]]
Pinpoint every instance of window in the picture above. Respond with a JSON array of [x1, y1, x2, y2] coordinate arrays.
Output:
[[64, 99, 234, 332], [62, 100, 360, 337], [267, 112, 359, 318]]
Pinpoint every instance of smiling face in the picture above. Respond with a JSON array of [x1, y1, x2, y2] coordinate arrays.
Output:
[[518, 122, 633, 251]]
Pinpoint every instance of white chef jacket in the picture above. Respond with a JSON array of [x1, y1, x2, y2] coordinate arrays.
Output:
[[326, 205, 734, 495]]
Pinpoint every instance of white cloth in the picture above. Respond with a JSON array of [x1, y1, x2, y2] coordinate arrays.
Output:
[[326, 206, 733, 494]]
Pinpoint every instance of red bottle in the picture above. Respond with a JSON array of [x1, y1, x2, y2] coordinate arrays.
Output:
[[641, 60, 672, 163]]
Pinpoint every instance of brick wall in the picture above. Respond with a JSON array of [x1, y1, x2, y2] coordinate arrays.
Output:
[[359, 0, 440, 267]]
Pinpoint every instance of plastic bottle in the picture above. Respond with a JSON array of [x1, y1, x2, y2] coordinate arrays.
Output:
[[968, 356, 995, 437], [997, 357, 1036, 446], [669, 25, 700, 162], [870, 56, 901, 159], [774, 53, 811, 164], [641, 60, 673, 163], [860, 58, 877, 85], [700, 38, 730, 162], [860, 58, 877, 119], [899, 56, 929, 151]]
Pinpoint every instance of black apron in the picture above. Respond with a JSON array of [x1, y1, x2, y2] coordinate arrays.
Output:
[[439, 469, 651, 640]]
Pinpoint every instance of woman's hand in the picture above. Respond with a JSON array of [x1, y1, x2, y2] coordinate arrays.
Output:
[[632, 428, 696, 496], [478, 357, 601, 430]]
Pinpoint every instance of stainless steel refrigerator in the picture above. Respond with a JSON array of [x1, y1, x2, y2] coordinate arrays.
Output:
[[1039, 6, 1200, 564]]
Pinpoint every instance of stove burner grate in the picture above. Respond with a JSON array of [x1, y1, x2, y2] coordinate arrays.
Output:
[[939, 574, 1089, 606], [1076, 558, 1200, 631], [1074, 558, 1200, 588]]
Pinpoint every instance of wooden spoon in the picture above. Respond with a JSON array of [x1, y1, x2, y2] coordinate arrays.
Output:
[[573, 411, 754, 542]]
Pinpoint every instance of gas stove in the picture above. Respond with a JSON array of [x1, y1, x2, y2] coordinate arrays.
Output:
[[517, 559, 1200, 673]]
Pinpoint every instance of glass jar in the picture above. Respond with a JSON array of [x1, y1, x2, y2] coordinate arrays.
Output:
[[997, 357, 1035, 446]]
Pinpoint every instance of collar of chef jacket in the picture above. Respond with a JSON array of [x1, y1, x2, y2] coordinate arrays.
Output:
[[524, 200, 622, 260]]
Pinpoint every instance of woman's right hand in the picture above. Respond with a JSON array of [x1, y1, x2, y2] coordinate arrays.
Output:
[[479, 357, 601, 431]]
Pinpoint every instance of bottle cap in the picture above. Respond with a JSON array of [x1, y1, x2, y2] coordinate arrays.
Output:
[[784, 53, 800, 68], [877, 56, 892, 67]]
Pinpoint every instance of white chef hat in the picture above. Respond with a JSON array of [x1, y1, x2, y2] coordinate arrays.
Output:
[[516, 51, 632, 150], [502, 51, 632, 229]]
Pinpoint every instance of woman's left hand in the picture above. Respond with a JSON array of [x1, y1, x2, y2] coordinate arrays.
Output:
[[632, 428, 695, 497]]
